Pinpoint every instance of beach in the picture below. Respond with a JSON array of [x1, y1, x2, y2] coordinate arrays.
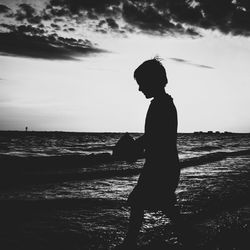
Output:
[[2, 0, 250, 249], [0, 132, 249, 249]]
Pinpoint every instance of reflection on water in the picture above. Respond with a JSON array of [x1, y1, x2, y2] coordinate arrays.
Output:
[[0, 132, 250, 249], [1, 156, 249, 249], [1, 132, 250, 158]]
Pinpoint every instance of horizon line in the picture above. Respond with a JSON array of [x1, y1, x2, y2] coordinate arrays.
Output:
[[0, 130, 249, 134]]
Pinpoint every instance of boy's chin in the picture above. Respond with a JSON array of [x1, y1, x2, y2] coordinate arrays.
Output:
[[144, 94, 153, 99]]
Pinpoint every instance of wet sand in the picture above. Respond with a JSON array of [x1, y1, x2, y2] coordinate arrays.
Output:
[[0, 155, 249, 249]]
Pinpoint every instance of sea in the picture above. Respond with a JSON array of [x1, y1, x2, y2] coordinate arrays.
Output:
[[0, 131, 250, 249]]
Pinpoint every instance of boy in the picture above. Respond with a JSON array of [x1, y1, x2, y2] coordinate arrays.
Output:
[[120, 58, 180, 248]]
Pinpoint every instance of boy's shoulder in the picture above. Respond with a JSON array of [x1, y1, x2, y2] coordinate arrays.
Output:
[[152, 94, 173, 105]]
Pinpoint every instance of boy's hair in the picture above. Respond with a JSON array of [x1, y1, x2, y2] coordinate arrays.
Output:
[[134, 58, 168, 87]]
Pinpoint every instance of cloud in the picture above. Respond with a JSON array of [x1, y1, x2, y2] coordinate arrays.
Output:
[[49, 0, 121, 15], [15, 3, 42, 24], [54, 17, 65, 22], [167, 0, 250, 36], [51, 23, 61, 30], [0, 24, 16, 32], [44, 3, 71, 19], [0, 23, 46, 36], [0, 2, 107, 60], [17, 24, 46, 35], [45, 0, 201, 36], [3, 0, 250, 37], [123, 2, 175, 32], [169, 57, 214, 69], [1, 0, 250, 61], [44, 0, 124, 33], [0, 32, 106, 60], [106, 18, 119, 29], [47, 0, 250, 36], [122, 1, 202, 36], [0, 4, 10, 13]]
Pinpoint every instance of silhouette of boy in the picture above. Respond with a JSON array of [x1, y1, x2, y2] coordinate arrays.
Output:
[[118, 58, 180, 248]]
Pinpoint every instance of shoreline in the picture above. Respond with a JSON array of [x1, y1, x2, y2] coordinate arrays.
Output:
[[0, 149, 249, 188]]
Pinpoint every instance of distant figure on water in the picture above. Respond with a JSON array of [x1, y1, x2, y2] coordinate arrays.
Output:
[[25, 126, 28, 132], [117, 58, 180, 248]]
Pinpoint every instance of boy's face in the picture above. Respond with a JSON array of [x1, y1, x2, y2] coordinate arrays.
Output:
[[138, 83, 154, 98], [136, 76, 159, 99]]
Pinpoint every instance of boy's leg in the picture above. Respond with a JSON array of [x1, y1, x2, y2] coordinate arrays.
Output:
[[124, 206, 144, 245], [167, 203, 181, 224]]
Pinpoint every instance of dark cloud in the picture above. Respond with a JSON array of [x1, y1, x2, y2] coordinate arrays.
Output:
[[169, 57, 214, 69], [38, 23, 45, 28], [166, 0, 203, 25], [123, 1, 203, 36], [18, 4, 35, 18], [51, 23, 61, 30], [49, 0, 250, 36], [0, 32, 106, 60], [41, 8, 52, 21], [45, 0, 123, 33], [97, 20, 106, 27], [97, 18, 119, 31], [0, 2, 108, 60], [16, 25, 46, 36], [1, 0, 250, 63], [87, 10, 99, 20], [0, 23, 46, 36], [123, 2, 175, 32], [106, 18, 119, 29], [48, 0, 200, 36], [132, 0, 250, 36], [50, 0, 121, 14], [45, 4, 71, 17], [15, 3, 42, 24], [0, 23, 16, 32], [3, 0, 250, 37], [185, 27, 201, 37], [96, 28, 108, 34], [159, 0, 250, 36], [0, 4, 10, 13], [54, 17, 65, 22]]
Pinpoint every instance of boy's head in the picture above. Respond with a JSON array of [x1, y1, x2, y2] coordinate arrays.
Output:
[[134, 58, 168, 98]]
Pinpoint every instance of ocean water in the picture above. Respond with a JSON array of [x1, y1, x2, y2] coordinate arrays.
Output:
[[1, 131, 250, 158], [0, 131, 250, 249], [0, 131, 250, 202]]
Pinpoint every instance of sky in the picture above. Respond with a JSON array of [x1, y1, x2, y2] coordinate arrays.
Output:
[[0, 0, 250, 133]]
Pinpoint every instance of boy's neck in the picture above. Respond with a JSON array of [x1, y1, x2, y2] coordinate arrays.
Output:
[[153, 88, 167, 99]]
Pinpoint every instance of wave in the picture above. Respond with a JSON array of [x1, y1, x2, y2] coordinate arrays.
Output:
[[1, 187, 250, 217], [180, 149, 250, 168], [0, 198, 126, 211], [0, 152, 114, 171], [0, 149, 249, 187], [1, 148, 249, 169], [190, 145, 221, 151], [80, 145, 114, 152]]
